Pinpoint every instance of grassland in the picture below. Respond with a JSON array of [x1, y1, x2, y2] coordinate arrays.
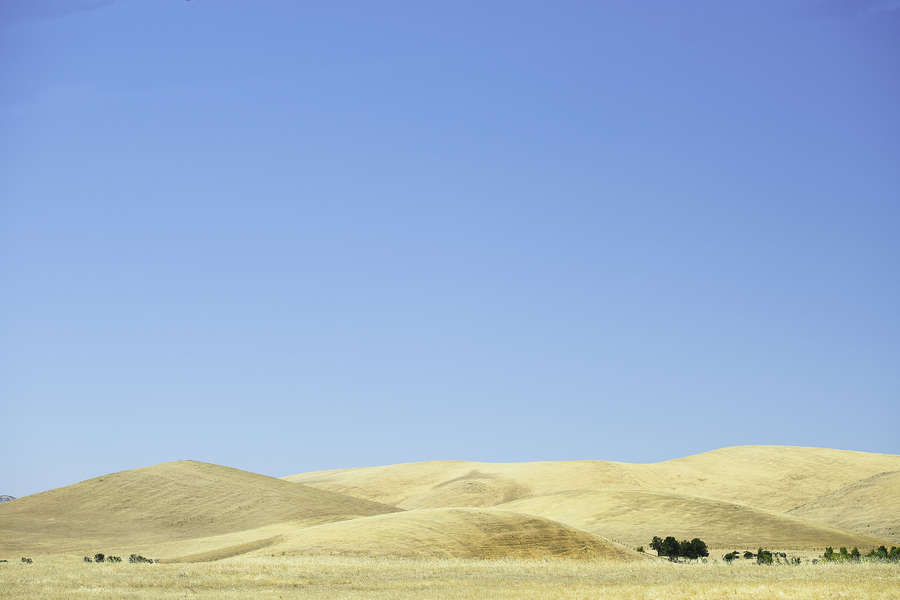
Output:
[[2, 555, 899, 600], [2, 445, 898, 598]]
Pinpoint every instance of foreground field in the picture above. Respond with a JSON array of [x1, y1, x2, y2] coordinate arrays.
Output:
[[2, 555, 898, 600]]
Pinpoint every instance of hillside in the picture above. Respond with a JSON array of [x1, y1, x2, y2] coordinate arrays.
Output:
[[787, 470, 900, 543], [650, 446, 900, 512], [4, 446, 896, 562], [285, 446, 900, 546], [497, 490, 884, 550], [0, 460, 399, 555], [249, 508, 645, 561]]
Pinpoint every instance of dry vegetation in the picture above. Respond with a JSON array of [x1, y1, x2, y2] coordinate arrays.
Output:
[[2, 445, 898, 598], [1, 555, 899, 600]]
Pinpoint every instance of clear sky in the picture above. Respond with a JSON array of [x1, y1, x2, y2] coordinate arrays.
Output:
[[2, 1, 899, 497]]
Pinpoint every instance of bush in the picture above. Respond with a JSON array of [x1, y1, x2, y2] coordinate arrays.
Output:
[[723, 551, 738, 563], [743, 551, 755, 559], [20, 557, 33, 564], [107, 556, 122, 563], [756, 548, 774, 565], [129, 554, 154, 564], [83, 556, 92, 563], [636, 546, 644, 553], [94, 553, 105, 563]]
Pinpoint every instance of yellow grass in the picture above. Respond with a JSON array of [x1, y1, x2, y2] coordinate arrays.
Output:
[[496, 489, 883, 550], [0, 460, 397, 555], [247, 507, 644, 560], [1, 555, 898, 600], [787, 470, 900, 543], [2, 444, 898, 600], [285, 445, 900, 548]]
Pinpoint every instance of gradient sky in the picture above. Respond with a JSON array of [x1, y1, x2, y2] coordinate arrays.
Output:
[[2, 1, 899, 497]]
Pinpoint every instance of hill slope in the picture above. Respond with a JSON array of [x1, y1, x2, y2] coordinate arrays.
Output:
[[787, 470, 900, 543], [0, 461, 399, 555], [285, 446, 900, 546], [497, 490, 884, 550], [245, 508, 645, 561], [286, 447, 900, 511]]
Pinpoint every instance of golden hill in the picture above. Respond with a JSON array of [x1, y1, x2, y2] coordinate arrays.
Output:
[[135, 509, 643, 563], [285, 446, 900, 547], [651, 446, 900, 512], [245, 508, 645, 561], [496, 490, 884, 550], [4, 446, 896, 563], [286, 447, 900, 511], [0, 460, 398, 556], [787, 470, 900, 543]]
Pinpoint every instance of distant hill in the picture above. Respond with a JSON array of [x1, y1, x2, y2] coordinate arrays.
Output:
[[0, 495, 14, 504], [0, 460, 398, 556], [787, 470, 900, 543], [3, 446, 897, 562], [285, 446, 900, 549]]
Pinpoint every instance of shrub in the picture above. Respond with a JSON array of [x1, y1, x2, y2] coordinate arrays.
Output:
[[756, 548, 774, 565], [83, 556, 92, 563], [20, 557, 33, 564], [108, 556, 122, 563], [129, 554, 154, 564], [94, 553, 105, 563], [636, 546, 644, 553], [723, 551, 738, 563], [743, 551, 755, 559]]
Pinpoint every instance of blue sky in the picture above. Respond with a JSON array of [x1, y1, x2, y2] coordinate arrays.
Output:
[[2, 1, 899, 497]]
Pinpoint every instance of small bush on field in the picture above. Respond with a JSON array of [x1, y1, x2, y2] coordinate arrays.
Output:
[[83, 556, 92, 563], [20, 557, 33, 564], [743, 551, 755, 559], [822, 545, 900, 563], [757, 548, 774, 565], [636, 546, 644, 553], [93, 553, 105, 563], [129, 554, 154, 564], [723, 551, 739, 563]]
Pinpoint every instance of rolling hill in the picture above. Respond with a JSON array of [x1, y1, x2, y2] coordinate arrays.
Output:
[[0, 460, 398, 555], [787, 470, 900, 543], [246, 508, 645, 561], [496, 490, 884, 550], [3, 446, 897, 562], [285, 446, 900, 548]]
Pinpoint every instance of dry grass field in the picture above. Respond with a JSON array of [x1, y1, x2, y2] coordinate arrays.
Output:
[[1, 555, 899, 600], [2, 445, 898, 598]]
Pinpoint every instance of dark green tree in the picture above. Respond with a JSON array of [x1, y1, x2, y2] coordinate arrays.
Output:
[[662, 536, 680, 559], [690, 538, 709, 559]]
